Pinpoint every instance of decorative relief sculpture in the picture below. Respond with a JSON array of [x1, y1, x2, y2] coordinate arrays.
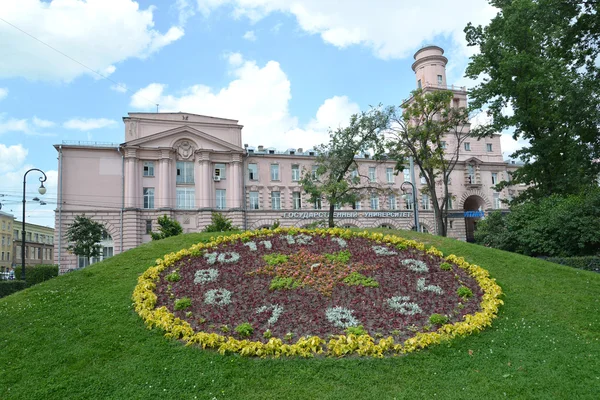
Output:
[[176, 140, 195, 160]]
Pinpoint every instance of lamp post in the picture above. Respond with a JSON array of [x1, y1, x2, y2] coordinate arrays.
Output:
[[22, 169, 47, 281], [401, 181, 420, 232]]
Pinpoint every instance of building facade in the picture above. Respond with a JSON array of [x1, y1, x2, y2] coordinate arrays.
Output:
[[13, 222, 55, 267], [54, 46, 522, 273], [0, 211, 14, 272]]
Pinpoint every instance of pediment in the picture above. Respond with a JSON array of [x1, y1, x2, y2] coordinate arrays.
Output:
[[123, 125, 243, 152], [464, 157, 483, 165]]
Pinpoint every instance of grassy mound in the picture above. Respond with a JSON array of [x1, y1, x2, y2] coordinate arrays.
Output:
[[1, 230, 598, 399]]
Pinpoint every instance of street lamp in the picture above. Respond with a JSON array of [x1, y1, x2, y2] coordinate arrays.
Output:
[[22, 169, 47, 281], [400, 181, 420, 233]]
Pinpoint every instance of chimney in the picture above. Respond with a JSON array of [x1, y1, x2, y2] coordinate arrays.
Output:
[[258, 145, 264, 151], [297, 148, 303, 153]]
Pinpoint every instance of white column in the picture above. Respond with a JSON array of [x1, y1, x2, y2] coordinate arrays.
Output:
[[159, 153, 171, 208], [124, 149, 138, 208]]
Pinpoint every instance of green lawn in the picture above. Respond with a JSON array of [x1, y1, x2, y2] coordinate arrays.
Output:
[[1, 230, 599, 399]]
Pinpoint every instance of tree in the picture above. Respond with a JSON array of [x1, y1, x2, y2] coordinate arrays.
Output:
[[300, 106, 394, 228], [66, 215, 107, 266], [203, 212, 237, 232], [387, 89, 472, 236], [151, 215, 183, 240], [464, 0, 600, 202]]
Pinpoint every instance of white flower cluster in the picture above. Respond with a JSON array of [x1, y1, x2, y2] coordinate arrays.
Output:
[[285, 234, 313, 245], [386, 296, 423, 315], [243, 241, 257, 251], [325, 306, 359, 328], [256, 304, 284, 326], [194, 269, 219, 284], [417, 278, 444, 295], [204, 288, 232, 306], [243, 240, 272, 251], [372, 245, 398, 256], [260, 240, 273, 249], [401, 259, 429, 273], [331, 237, 347, 248], [218, 252, 240, 263], [204, 252, 218, 265]]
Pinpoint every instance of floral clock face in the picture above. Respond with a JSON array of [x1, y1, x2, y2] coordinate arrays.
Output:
[[153, 231, 488, 346]]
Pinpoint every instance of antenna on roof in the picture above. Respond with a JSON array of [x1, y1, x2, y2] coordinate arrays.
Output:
[[156, 104, 159, 113]]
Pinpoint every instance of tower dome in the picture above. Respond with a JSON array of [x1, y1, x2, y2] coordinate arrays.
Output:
[[411, 45, 448, 89]]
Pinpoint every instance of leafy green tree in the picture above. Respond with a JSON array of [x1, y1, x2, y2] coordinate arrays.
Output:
[[151, 215, 183, 240], [203, 212, 237, 232], [387, 89, 473, 236], [464, 0, 600, 202], [66, 215, 107, 266], [300, 106, 394, 228]]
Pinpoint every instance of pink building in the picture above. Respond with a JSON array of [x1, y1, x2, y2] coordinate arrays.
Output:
[[54, 46, 522, 273]]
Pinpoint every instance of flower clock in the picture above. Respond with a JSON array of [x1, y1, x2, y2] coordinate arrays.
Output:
[[133, 228, 503, 358]]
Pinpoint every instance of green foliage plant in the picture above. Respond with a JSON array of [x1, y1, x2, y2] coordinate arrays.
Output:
[[165, 271, 181, 282], [345, 325, 368, 336], [269, 276, 300, 291], [263, 253, 289, 266], [457, 286, 473, 299], [324, 250, 352, 264], [429, 314, 448, 325], [262, 329, 272, 339], [66, 215, 107, 266], [203, 212, 237, 233], [342, 272, 379, 288], [150, 215, 183, 241], [174, 297, 192, 311], [440, 262, 452, 271], [235, 323, 253, 338]]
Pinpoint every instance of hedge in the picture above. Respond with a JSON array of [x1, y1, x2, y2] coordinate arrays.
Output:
[[542, 256, 600, 272], [0, 280, 27, 298], [11, 264, 59, 287]]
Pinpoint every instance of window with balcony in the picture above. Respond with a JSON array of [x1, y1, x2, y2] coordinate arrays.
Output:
[[249, 191, 260, 210], [216, 189, 226, 209], [176, 187, 195, 209], [143, 161, 154, 177], [270, 164, 280, 181], [248, 163, 258, 181], [292, 165, 300, 181], [176, 161, 194, 184], [271, 191, 281, 210], [386, 168, 394, 184], [293, 192, 302, 209], [143, 188, 154, 209]]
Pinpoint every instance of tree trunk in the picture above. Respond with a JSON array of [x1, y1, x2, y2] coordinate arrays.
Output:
[[328, 203, 335, 228]]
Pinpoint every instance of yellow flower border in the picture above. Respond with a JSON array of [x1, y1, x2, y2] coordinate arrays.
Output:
[[132, 228, 503, 358]]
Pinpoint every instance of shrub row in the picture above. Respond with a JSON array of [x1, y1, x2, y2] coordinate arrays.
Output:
[[0, 280, 27, 298], [542, 256, 600, 272]]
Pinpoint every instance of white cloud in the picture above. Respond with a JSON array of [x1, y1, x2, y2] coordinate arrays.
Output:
[[130, 54, 360, 149], [195, 0, 497, 59], [63, 118, 117, 131], [32, 116, 55, 128], [174, 0, 196, 26], [243, 30, 257, 41], [0, 116, 28, 135], [0, 0, 184, 82], [0, 144, 28, 173], [110, 83, 128, 93], [0, 88, 8, 101]]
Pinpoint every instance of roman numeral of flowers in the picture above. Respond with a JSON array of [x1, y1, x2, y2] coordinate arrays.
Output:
[[286, 234, 313, 245], [204, 252, 241, 264], [331, 237, 347, 248], [401, 259, 429, 273], [386, 296, 423, 315], [194, 268, 219, 284], [372, 245, 397, 256], [243, 240, 272, 251], [204, 288, 232, 306], [325, 306, 359, 328], [256, 304, 284, 326], [416, 278, 444, 295]]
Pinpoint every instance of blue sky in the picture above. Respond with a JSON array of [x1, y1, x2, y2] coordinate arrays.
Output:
[[0, 0, 524, 227]]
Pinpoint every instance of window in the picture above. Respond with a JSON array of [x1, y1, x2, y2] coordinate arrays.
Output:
[[314, 197, 322, 210], [403, 168, 411, 182], [486, 143, 493, 152], [1, 221, 4, 229], [464, 142, 471, 151], [440, 141, 447, 149], [386, 168, 394, 184], [143, 161, 154, 177], [467, 164, 475, 184], [216, 189, 226, 209], [1, 237, 4, 246], [34, 233, 38, 242], [388, 194, 397, 210], [248, 163, 258, 181], [293, 192, 302, 209], [493, 193, 501, 209], [417, 79, 422, 89], [350, 169, 358, 180], [271, 191, 281, 210], [102, 247, 113, 259], [292, 165, 300, 181], [6, 252, 9, 262], [270, 164, 280, 181], [27, 232, 31, 241], [353, 200, 361, 210], [214, 163, 226, 179], [176, 161, 194, 184], [1, 252, 3, 261], [145, 220, 152, 234], [370, 193, 379, 210], [446, 195, 453, 210], [249, 191, 260, 210], [369, 167, 376, 182], [143, 188, 154, 209], [176, 187, 195, 209], [421, 194, 430, 210], [420, 174, 426, 184], [437, 75, 443, 85], [404, 195, 413, 210], [491, 173, 498, 185], [14, 229, 18, 240], [311, 165, 319, 179]]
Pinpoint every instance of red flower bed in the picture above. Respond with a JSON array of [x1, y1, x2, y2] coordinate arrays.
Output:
[[155, 233, 483, 343]]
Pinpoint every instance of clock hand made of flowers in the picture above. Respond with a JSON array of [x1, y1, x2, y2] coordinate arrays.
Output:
[[133, 228, 503, 357]]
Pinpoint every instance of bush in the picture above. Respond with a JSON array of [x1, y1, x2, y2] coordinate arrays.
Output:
[[542, 256, 600, 273], [203, 212, 237, 232], [23, 264, 59, 287], [151, 215, 183, 240], [174, 297, 192, 310], [0, 280, 27, 298], [235, 322, 253, 338]]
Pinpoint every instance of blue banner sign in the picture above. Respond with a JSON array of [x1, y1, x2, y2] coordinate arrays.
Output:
[[464, 211, 485, 218]]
